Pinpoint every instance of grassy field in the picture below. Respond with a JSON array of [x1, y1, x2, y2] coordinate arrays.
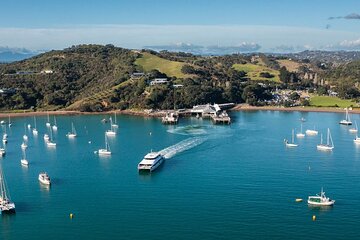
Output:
[[232, 63, 280, 82], [310, 96, 356, 108], [135, 52, 189, 78], [277, 59, 303, 72]]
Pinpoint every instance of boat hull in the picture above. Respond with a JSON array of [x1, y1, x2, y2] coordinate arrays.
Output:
[[307, 200, 335, 206], [339, 120, 352, 125], [317, 145, 334, 151]]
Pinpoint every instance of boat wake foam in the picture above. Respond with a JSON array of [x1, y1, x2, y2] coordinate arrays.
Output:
[[159, 137, 206, 159], [166, 125, 208, 136]]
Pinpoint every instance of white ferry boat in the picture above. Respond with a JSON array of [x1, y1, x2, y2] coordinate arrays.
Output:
[[138, 152, 164, 172]]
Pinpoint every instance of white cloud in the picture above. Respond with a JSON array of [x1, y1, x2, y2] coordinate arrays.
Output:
[[339, 38, 360, 48], [0, 25, 359, 52]]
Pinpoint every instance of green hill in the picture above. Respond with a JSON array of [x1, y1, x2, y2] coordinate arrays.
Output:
[[135, 52, 189, 78], [232, 63, 280, 82], [0, 44, 137, 111]]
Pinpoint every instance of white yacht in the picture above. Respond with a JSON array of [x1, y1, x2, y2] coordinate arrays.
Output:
[[306, 126, 318, 136], [138, 152, 165, 172], [20, 148, 29, 166], [296, 124, 305, 138], [23, 124, 28, 141], [38, 172, 51, 185], [0, 167, 16, 213], [106, 117, 116, 136], [46, 112, 51, 127], [52, 116, 58, 131], [98, 134, 111, 155], [21, 142, 27, 150], [44, 134, 49, 141], [66, 122, 77, 138], [0, 120, 5, 125], [285, 129, 298, 147], [308, 188, 335, 206], [27, 124, 31, 129], [349, 121, 358, 133], [8, 115, 12, 127], [46, 127, 56, 147], [354, 135, 360, 144], [317, 128, 334, 151], [32, 116, 38, 135], [0, 147, 5, 157], [112, 113, 118, 128], [339, 108, 352, 125], [2, 133, 7, 144]]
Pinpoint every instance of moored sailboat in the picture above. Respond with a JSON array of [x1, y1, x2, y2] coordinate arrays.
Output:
[[0, 166, 16, 213], [296, 123, 305, 138], [98, 134, 111, 155], [306, 126, 318, 136], [317, 128, 334, 151], [106, 117, 116, 136], [349, 121, 358, 133], [339, 108, 352, 125], [285, 129, 298, 147], [66, 122, 77, 138], [20, 148, 29, 166]]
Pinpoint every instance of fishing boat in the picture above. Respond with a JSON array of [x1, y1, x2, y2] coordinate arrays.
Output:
[[112, 113, 118, 128], [138, 151, 165, 172], [46, 127, 56, 147], [349, 121, 358, 133], [308, 188, 335, 206], [52, 116, 58, 131], [38, 172, 51, 185], [317, 128, 334, 151], [339, 108, 352, 125], [98, 134, 111, 155], [305, 126, 318, 136], [20, 148, 28, 166], [105, 117, 116, 136], [284, 129, 298, 147], [32, 116, 38, 135], [0, 166, 16, 214], [66, 122, 77, 138], [296, 124, 305, 138], [46, 112, 51, 127]]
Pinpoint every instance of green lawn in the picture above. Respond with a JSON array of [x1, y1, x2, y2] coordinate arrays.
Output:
[[232, 63, 280, 82], [135, 52, 189, 78], [310, 96, 356, 108]]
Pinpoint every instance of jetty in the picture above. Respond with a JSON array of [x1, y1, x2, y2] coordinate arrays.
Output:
[[211, 111, 231, 124], [190, 103, 232, 124]]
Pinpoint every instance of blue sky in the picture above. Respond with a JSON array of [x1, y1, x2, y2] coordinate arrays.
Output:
[[1, 0, 360, 52]]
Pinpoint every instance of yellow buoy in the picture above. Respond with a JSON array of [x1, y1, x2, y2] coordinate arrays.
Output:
[[70, 213, 74, 219], [312, 215, 316, 221], [295, 198, 303, 202]]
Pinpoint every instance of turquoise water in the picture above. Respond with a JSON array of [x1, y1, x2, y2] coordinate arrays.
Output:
[[1, 111, 360, 239]]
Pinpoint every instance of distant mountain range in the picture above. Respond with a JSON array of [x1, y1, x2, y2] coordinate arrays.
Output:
[[0, 47, 40, 62]]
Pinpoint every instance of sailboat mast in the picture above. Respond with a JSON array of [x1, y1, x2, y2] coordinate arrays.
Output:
[[292, 129, 294, 143]]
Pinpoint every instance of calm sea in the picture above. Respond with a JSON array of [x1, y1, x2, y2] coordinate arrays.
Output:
[[1, 111, 360, 240]]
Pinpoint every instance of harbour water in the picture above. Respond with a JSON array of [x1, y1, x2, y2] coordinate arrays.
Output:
[[1, 111, 360, 239]]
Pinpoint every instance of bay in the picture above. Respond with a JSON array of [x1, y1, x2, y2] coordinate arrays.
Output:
[[1, 111, 360, 239]]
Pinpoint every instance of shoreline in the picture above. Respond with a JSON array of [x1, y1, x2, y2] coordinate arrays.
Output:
[[0, 104, 358, 119]]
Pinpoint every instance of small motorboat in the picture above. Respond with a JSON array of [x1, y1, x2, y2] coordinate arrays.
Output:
[[38, 172, 51, 185]]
